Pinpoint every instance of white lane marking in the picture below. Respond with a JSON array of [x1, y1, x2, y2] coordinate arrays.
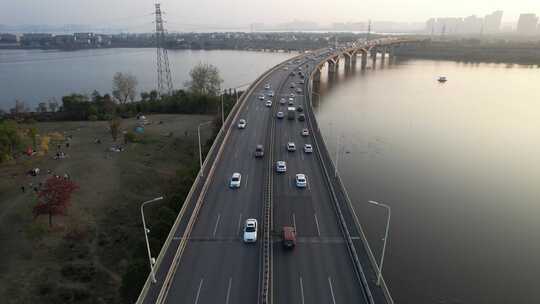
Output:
[[225, 277, 232, 304], [237, 213, 243, 235], [194, 278, 204, 304], [292, 213, 297, 233], [301, 150, 305, 160], [245, 174, 249, 188], [289, 176, 292, 188], [213, 214, 221, 238], [314, 213, 321, 237], [299, 276, 305, 304], [306, 175, 311, 191], [328, 276, 337, 304]]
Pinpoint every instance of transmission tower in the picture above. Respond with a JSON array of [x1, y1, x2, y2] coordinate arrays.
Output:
[[154, 2, 173, 96]]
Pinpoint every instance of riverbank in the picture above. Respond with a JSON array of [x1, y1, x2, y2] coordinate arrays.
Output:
[[395, 40, 540, 65]]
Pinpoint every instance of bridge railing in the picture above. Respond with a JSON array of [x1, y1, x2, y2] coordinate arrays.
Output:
[[304, 41, 404, 304]]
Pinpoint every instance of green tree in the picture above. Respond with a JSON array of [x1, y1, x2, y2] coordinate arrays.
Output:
[[185, 63, 223, 96], [26, 127, 38, 149], [0, 120, 21, 162]]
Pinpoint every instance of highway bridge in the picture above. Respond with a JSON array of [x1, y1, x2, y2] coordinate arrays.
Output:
[[137, 37, 416, 304]]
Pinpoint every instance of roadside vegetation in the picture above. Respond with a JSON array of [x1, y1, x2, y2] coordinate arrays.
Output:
[[0, 63, 232, 303]]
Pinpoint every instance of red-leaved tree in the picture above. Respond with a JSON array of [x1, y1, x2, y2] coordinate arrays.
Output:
[[33, 176, 78, 227]]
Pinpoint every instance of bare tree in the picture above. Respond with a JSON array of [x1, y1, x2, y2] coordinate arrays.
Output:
[[113, 72, 138, 104], [185, 63, 223, 96]]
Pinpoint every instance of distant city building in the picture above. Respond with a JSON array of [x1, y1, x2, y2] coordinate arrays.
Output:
[[484, 10, 503, 33], [462, 15, 483, 34], [516, 13, 538, 35], [0, 33, 17, 44]]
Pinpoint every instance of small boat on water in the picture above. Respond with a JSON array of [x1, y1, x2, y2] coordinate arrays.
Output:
[[438, 76, 447, 83]]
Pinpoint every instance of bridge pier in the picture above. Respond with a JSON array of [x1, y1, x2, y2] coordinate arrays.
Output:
[[371, 49, 377, 67], [361, 51, 367, 70]]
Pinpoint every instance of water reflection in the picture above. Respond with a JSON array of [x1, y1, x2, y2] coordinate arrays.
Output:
[[313, 58, 540, 304]]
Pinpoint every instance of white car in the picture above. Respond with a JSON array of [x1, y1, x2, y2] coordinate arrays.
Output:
[[280, 98, 286, 104], [287, 142, 296, 152], [230, 172, 241, 188], [237, 119, 247, 129], [296, 88, 302, 94], [304, 144, 313, 153], [264, 83, 271, 90], [258, 94, 265, 100], [290, 82, 296, 88], [276, 161, 287, 173], [283, 66, 289, 71], [276, 111, 284, 119], [265, 100, 272, 107], [295, 174, 307, 188], [289, 93, 295, 98], [243, 219, 258, 243], [301, 128, 309, 136]]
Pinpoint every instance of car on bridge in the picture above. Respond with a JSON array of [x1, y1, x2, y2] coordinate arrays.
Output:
[[280, 98, 286, 104], [295, 174, 307, 188], [258, 94, 265, 100], [276, 111, 284, 119], [287, 142, 296, 152], [296, 88, 302, 94], [302, 128, 309, 136], [254, 145, 264, 158], [290, 82, 296, 88], [268, 91, 274, 97], [275, 161, 287, 173], [298, 114, 305, 121], [289, 93, 295, 98], [304, 144, 313, 153], [282, 226, 296, 249], [237, 119, 247, 129], [265, 100, 272, 107], [296, 106, 303, 112], [264, 83, 271, 90], [229, 172, 242, 188], [243, 219, 258, 243]]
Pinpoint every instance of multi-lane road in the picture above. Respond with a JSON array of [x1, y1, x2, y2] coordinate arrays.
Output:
[[138, 43, 409, 303]]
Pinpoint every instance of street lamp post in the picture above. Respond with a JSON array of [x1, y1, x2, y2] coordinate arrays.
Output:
[[140, 196, 164, 283], [368, 200, 391, 286], [198, 121, 213, 176], [220, 93, 224, 125]]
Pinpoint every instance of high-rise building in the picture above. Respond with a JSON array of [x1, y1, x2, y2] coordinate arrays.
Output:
[[516, 13, 538, 35], [462, 15, 483, 34], [484, 11, 503, 33]]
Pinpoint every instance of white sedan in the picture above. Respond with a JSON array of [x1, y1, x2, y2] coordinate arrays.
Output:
[[265, 100, 272, 107], [243, 219, 258, 243], [301, 128, 309, 136], [304, 144, 313, 153], [295, 174, 307, 188], [276, 161, 287, 173], [230, 172, 241, 188], [237, 119, 247, 129], [258, 94, 265, 100], [280, 98, 286, 104], [287, 142, 296, 152]]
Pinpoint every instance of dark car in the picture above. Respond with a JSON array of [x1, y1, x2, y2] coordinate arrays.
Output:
[[296, 106, 303, 112], [254, 144, 264, 158], [298, 114, 305, 121]]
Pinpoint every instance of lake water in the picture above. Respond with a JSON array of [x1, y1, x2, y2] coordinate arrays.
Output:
[[0, 48, 294, 110], [314, 58, 540, 304]]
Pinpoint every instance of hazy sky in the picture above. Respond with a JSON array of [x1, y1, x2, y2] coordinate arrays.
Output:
[[1, 0, 539, 29]]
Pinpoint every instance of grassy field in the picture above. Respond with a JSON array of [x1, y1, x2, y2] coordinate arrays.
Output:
[[0, 114, 213, 303]]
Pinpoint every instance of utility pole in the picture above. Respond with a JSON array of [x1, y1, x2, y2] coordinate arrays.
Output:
[[367, 19, 372, 42], [155, 2, 173, 96]]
